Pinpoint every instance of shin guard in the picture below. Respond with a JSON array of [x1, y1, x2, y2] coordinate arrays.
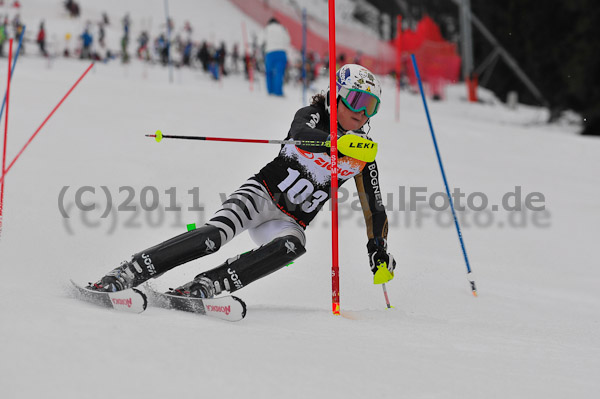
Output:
[[201, 235, 306, 293], [130, 224, 222, 280]]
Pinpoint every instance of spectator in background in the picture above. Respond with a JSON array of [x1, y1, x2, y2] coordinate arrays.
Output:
[[14, 16, 24, 52], [231, 43, 240, 73], [303, 51, 316, 85], [217, 42, 227, 77], [252, 33, 264, 72], [197, 41, 210, 72], [65, 0, 80, 18], [183, 21, 192, 41], [80, 27, 93, 59], [337, 53, 347, 69], [182, 40, 193, 66], [0, 18, 6, 57], [122, 13, 130, 38], [156, 33, 169, 65], [121, 13, 130, 63], [137, 31, 149, 60], [121, 35, 129, 63], [63, 32, 72, 57], [244, 51, 253, 80], [97, 22, 105, 48], [37, 21, 48, 57], [209, 44, 220, 80], [264, 17, 290, 96]]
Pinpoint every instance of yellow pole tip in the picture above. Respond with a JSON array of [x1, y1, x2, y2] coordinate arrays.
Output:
[[155, 130, 163, 142]]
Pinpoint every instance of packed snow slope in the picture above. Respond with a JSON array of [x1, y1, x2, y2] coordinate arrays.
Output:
[[1, 1, 599, 399]]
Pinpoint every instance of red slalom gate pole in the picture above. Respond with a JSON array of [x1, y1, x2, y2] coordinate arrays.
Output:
[[0, 39, 13, 238], [328, 0, 340, 316], [0, 62, 94, 185]]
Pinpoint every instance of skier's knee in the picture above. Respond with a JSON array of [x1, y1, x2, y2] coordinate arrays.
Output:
[[271, 234, 306, 260]]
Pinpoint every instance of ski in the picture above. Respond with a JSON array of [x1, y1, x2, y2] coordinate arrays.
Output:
[[70, 280, 148, 313], [146, 288, 247, 322]]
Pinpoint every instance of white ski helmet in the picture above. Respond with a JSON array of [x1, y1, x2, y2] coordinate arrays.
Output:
[[326, 64, 382, 118]]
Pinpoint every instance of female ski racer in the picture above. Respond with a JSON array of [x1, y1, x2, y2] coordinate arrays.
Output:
[[90, 64, 396, 298]]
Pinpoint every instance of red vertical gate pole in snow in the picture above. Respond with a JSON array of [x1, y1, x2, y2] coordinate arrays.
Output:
[[0, 39, 13, 238], [328, 0, 340, 315]]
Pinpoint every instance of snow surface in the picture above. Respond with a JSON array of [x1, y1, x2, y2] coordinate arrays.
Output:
[[1, 1, 599, 398]]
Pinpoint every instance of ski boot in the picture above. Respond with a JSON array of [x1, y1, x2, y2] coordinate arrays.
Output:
[[88, 225, 223, 292], [88, 260, 149, 292], [167, 235, 307, 298], [166, 275, 218, 299]]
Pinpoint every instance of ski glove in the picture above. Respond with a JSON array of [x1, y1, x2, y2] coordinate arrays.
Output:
[[367, 237, 396, 284]]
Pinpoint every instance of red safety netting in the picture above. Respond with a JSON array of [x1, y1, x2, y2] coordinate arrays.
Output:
[[229, 1, 461, 96], [398, 16, 461, 98], [401, 16, 445, 52], [228, 0, 396, 74]]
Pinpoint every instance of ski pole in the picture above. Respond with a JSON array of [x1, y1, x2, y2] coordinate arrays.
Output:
[[411, 54, 478, 297], [146, 130, 330, 147], [382, 283, 392, 309]]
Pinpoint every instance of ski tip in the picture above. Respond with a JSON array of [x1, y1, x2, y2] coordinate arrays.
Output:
[[70, 279, 148, 314], [232, 295, 247, 319], [68, 279, 88, 294]]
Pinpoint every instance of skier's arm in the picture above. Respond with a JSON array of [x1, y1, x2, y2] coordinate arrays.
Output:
[[354, 161, 388, 240], [355, 161, 396, 280], [287, 106, 330, 153]]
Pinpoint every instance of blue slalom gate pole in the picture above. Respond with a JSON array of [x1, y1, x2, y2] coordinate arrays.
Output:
[[411, 54, 478, 297], [0, 26, 26, 123]]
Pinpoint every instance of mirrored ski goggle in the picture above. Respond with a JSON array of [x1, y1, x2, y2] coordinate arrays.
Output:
[[339, 87, 381, 117]]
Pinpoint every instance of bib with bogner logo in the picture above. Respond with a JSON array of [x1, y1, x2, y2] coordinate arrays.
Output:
[[255, 142, 368, 229]]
